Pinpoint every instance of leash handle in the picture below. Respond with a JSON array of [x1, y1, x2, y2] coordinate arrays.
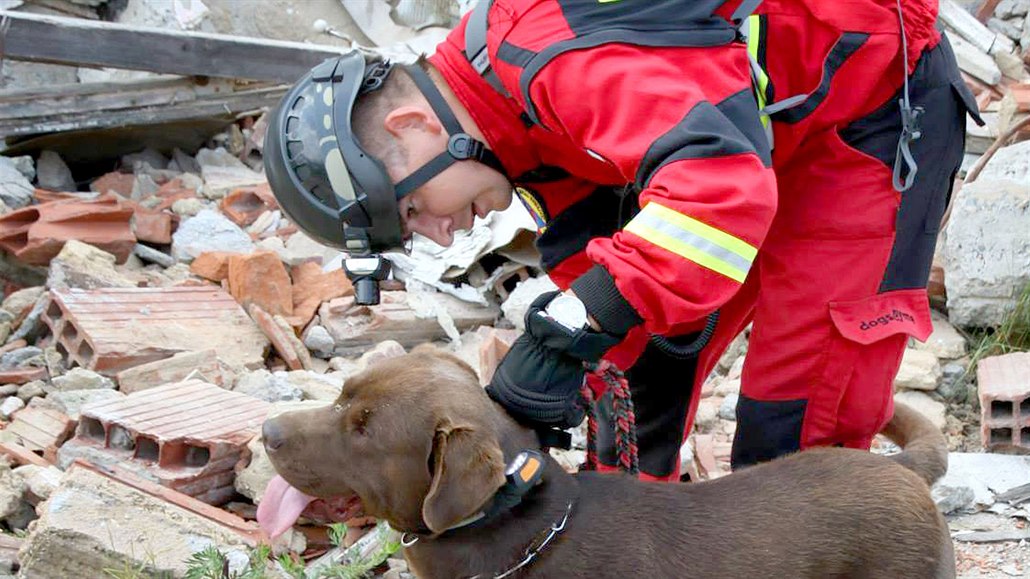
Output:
[[581, 360, 640, 476]]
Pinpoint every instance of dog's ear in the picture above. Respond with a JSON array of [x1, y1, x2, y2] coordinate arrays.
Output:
[[421, 423, 506, 534]]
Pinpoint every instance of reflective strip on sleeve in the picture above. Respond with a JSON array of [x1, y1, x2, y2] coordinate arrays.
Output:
[[623, 202, 758, 283]]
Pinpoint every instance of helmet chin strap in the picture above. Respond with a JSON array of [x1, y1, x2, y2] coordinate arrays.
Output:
[[393, 64, 507, 199]]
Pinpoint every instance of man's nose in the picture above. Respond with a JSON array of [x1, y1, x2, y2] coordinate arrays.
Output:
[[263, 419, 286, 452]]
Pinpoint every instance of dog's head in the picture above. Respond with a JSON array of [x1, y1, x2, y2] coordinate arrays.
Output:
[[260, 346, 513, 536]]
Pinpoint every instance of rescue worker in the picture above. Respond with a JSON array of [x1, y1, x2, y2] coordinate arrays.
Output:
[[265, 0, 981, 481]]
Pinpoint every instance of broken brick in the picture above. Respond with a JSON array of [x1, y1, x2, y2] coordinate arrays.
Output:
[[90, 171, 135, 197], [131, 207, 174, 245], [220, 185, 275, 227], [59, 380, 270, 505], [152, 177, 200, 211], [18, 461, 261, 577], [0, 196, 136, 265], [478, 327, 520, 386], [978, 352, 1030, 451], [228, 251, 293, 316], [0, 368, 46, 385], [249, 304, 308, 371], [0, 441, 51, 468], [42, 287, 269, 375], [189, 251, 238, 282], [286, 261, 352, 328], [5, 407, 76, 462], [32, 189, 81, 204]]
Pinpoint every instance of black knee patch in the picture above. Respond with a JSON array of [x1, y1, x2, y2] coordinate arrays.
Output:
[[731, 396, 807, 470]]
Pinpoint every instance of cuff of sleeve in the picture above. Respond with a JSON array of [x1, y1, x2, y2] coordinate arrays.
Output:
[[571, 264, 643, 337]]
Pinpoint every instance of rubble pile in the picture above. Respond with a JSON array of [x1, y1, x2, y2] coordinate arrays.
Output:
[[0, 0, 1024, 578]]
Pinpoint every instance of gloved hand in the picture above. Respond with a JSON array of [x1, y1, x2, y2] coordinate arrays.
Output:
[[486, 291, 622, 430]]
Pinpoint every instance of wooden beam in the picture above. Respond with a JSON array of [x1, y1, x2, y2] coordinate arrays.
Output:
[[0, 10, 349, 83], [0, 78, 286, 137]]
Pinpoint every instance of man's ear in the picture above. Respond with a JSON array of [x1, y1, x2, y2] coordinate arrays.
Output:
[[421, 422, 506, 534], [383, 105, 442, 138]]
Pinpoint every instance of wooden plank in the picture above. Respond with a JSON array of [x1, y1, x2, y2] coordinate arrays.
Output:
[[0, 83, 286, 137], [0, 10, 349, 83]]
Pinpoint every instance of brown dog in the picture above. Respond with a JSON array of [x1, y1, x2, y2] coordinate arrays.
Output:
[[260, 346, 955, 578]]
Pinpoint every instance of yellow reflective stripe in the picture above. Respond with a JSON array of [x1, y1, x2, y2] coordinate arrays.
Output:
[[746, 15, 771, 128], [624, 202, 757, 283]]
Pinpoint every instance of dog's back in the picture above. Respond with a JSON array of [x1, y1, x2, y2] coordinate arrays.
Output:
[[881, 401, 949, 485]]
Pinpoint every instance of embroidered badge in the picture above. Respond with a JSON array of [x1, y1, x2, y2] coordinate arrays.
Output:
[[516, 186, 549, 233]]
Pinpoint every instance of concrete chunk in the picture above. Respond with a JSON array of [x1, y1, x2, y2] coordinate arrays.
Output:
[[18, 463, 258, 578]]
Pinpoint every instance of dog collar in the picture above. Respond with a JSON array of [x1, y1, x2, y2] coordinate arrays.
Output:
[[402, 449, 547, 542]]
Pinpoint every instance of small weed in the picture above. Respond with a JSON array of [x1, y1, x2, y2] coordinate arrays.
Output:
[[968, 283, 1030, 376], [327, 523, 348, 548]]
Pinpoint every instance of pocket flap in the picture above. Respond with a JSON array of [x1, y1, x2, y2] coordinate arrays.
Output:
[[828, 289, 933, 345]]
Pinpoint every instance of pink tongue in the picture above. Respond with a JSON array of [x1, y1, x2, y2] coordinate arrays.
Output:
[[257, 475, 317, 538]]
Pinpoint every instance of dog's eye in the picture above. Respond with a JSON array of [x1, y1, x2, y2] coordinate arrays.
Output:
[[352, 408, 372, 435]]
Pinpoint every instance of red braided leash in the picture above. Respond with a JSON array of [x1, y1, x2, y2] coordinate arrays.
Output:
[[580, 360, 639, 476]]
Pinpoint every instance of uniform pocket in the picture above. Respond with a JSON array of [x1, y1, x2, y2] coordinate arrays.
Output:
[[802, 289, 933, 446], [828, 288, 933, 344]]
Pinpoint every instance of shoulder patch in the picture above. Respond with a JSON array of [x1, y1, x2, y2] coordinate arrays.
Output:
[[515, 186, 549, 233]]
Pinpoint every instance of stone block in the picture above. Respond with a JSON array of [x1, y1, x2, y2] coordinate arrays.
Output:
[[944, 165, 1030, 328], [894, 348, 943, 391], [115, 349, 223, 394], [17, 463, 259, 578]]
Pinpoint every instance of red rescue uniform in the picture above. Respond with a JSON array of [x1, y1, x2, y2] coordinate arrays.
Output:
[[429, 0, 979, 479]]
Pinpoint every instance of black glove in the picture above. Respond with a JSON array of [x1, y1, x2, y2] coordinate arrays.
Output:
[[486, 291, 622, 429]]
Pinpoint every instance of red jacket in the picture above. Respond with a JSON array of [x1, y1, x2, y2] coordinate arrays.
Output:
[[429, 0, 940, 344]]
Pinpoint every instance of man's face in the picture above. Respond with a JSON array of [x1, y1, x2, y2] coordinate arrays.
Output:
[[396, 152, 513, 247]]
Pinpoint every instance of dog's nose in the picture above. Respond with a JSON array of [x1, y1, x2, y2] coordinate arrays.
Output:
[[263, 419, 285, 452]]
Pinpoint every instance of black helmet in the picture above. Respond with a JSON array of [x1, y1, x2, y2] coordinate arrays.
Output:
[[264, 51, 506, 255]]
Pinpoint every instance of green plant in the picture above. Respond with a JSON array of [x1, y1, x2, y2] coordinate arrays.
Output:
[[184, 545, 274, 579], [278, 553, 308, 579], [968, 283, 1030, 376], [184, 546, 228, 579], [327, 523, 348, 548]]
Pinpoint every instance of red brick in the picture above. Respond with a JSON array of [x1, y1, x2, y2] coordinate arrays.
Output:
[[63, 380, 270, 505], [220, 186, 273, 227], [0, 441, 52, 467], [90, 172, 135, 197], [978, 352, 1030, 450], [33, 189, 81, 204], [152, 178, 200, 211], [0, 196, 136, 265], [249, 304, 307, 371], [42, 287, 269, 375], [189, 251, 238, 282], [228, 251, 293, 316], [132, 208, 174, 245], [0, 340, 28, 356], [0, 368, 45, 385], [286, 262, 352, 328], [5, 407, 75, 459]]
